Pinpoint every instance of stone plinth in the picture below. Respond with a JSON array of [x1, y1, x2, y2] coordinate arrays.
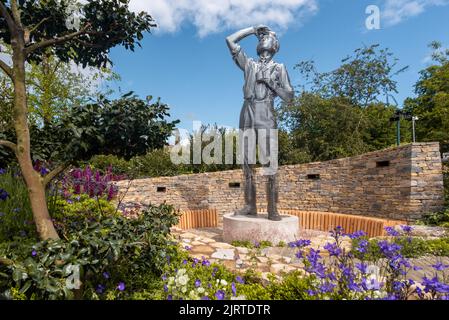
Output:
[[223, 213, 299, 245]]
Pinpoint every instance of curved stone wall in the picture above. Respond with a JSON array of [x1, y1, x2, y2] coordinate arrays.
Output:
[[117, 143, 445, 222]]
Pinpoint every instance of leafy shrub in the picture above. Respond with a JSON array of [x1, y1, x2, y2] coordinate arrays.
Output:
[[0, 204, 181, 300], [88, 155, 132, 176], [50, 195, 118, 238], [0, 169, 36, 241], [130, 148, 190, 178], [417, 208, 449, 227]]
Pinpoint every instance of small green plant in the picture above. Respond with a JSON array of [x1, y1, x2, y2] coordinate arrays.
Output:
[[418, 208, 449, 227], [0, 169, 36, 241], [231, 240, 273, 249]]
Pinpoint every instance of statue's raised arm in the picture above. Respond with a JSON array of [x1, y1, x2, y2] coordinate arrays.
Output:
[[226, 26, 271, 70]]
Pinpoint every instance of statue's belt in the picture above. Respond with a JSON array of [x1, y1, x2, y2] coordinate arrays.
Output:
[[244, 97, 274, 103]]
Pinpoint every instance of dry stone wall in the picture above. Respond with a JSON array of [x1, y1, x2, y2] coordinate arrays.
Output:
[[117, 143, 445, 221]]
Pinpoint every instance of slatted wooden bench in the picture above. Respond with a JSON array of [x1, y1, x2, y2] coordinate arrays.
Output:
[[280, 209, 407, 238], [175, 208, 406, 238], [176, 209, 219, 229]]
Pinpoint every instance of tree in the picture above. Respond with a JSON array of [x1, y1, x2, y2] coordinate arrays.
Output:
[[0, 0, 156, 240], [279, 44, 409, 163], [0, 44, 118, 167], [296, 44, 408, 107], [279, 93, 370, 161], [404, 42, 449, 153], [56, 93, 179, 162]]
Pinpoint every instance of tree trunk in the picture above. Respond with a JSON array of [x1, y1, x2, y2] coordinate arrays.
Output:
[[11, 33, 59, 240]]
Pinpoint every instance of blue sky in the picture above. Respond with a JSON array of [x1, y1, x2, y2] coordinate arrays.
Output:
[[108, 0, 449, 130]]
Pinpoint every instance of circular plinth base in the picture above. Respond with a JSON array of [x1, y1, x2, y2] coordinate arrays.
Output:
[[223, 213, 300, 245]]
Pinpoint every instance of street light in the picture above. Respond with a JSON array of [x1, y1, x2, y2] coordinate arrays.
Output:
[[412, 116, 419, 143], [389, 110, 415, 146]]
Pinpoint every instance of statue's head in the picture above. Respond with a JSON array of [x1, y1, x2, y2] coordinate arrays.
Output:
[[257, 31, 279, 59]]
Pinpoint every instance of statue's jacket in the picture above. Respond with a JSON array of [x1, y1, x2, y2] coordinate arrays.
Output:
[[231, 45, 293, 130]]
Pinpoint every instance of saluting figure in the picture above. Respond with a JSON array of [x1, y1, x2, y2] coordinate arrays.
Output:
[[226, 26, 294, 221]]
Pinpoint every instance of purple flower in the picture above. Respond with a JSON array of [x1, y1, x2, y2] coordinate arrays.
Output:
[[182, 259, 188, 265], [185, 246, 191, 251], [192, 258, 199, 267], [236, 276, 244, 284], [231, 282, 237, 296], [96, 284, 105, 294], [289, 239, 312, 248], [167, 295, 173, 300], [422, 277, 449, 294], [117, 282, 126, 291], [295, 251, 303, 259], [400, 225, 413, 233], [348, 230, 367, 239], [202, 259, 211, 267], [355, 262, 368, 274], [356, 239, 369, 254], [31, 250, 37, 257], [413, 266, 423, 271], [432, 262, 449, 271], [215, 290, 225, 300], [324, 242, 342, 257], [163, 284, 168, 292], [0, 168, 6, 175], [319, 282, 336, 293], [306, 290, 315, 296], [0, 189, 9, 201], [103, 272, 110, 279], [201, 296, 210, 300], [40, 167, 49, 176], [378, 240, 402, 258], [195, 279, 202, 288], [384, 227, 400, 237]]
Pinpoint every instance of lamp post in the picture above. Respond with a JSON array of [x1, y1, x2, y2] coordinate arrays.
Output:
[[390, 110, 415, 146], [412, 116, 419, 143]]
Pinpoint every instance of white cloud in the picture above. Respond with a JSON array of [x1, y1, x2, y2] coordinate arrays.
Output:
[[129, 0, 318, 37], [382, 0, 449, 26]]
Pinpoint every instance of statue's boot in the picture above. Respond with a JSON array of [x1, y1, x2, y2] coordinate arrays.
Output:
[[267, 175, 282, 221], [235, 171, 257, 217]]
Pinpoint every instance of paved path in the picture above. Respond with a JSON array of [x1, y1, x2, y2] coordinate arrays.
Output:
[[172, 227, 449, 283]]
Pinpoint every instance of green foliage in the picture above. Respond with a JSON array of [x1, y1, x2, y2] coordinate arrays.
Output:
[[49, 194, 119, 238], [230, 240, 273, 249], [131, 148, 189, 178], [0, 0, 156, 68], [88, 155, 133, 176], [296, 44, 408, 107], [0, 169, 36, 241], [352, 236, 449, 260], [56, 93, 179, 162], [404, 42, 449, 153], [0, 204, 181, 300], [418, 208, 449, 227]]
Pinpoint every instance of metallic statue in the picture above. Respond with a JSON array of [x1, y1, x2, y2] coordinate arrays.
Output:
[[226, 26, 294, 221]]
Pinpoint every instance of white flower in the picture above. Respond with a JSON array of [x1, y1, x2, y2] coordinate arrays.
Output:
[[181, 286, 187, 293], [197, 287, 205, 294], [178, 269, 187, 275], [220, 279, 228, 286], [168, 277, 175, 285], [176, 275, 189, 286]]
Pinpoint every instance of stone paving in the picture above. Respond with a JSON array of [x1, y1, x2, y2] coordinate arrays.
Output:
[[172, 227, 350, 276], [171, 226, 449, 282]]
